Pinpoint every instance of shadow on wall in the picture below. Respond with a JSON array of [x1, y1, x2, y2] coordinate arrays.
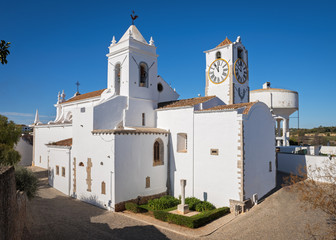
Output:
[[48, 168, 54, 188], [27, 194, 171, 240], [79, 194, 106, 209]]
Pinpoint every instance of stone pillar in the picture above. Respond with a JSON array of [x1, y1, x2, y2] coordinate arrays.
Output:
[[177, 179, 189, 214], [283, 118, 288, 146]]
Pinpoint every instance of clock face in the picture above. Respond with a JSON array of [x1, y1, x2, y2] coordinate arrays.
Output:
[[234, 58, 248, 84], [208, 58, 229, 84]]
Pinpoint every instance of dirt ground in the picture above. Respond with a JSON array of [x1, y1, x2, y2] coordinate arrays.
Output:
[[24, 167, 332, 240]]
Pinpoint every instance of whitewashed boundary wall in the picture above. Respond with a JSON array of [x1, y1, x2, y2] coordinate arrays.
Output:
[[277, 153, 336, 183]]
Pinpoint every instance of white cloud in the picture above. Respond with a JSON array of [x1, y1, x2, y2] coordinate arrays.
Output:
[[0, 112, 53, 118]]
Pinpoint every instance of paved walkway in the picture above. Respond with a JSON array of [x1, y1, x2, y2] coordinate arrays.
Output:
[[25, 167, 331, 240]]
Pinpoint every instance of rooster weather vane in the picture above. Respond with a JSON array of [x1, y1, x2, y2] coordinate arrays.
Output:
[[130, 11, 138, 25]]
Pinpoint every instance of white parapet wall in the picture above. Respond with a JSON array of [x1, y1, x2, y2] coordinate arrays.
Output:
[[277, 153, 336, 184]]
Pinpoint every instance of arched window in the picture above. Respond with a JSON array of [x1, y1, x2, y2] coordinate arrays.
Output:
[[114, 63, 121, 95], [216, 51, 221, 59], [101, 181, 106, 195], [139, 62, 148, 87], [153, 138, 164, 166]]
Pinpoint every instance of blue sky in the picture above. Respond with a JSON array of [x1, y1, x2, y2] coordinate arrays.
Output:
[[1, 0, 335, 128]]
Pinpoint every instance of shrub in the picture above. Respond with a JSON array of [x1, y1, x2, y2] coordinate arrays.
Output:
[[15, 167, 38, 200], [125, 202, 146, 213], [185, 197, 202, 211], [154, 207, 230, 228], [148, 195, 180, 210], [195, 201, 216, 212]]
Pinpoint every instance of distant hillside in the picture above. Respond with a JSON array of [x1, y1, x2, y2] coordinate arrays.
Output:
[[289, 126, 336, 146]]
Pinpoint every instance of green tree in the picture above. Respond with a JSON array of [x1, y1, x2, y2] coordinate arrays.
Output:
[[0, 40, 11, 65], [0, 115, 21, 165], [15, 167, 38, 200]]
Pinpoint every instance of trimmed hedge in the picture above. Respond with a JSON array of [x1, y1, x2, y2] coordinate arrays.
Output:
[[148, 195, 180, 210], [195, 201, 216, 212], [185, 197, 202, 211], [153, 207, 230, 228], [125, 202, 147, 213]]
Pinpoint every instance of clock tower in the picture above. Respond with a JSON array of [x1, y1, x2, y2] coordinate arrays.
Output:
[[204, 36, 249, 104]]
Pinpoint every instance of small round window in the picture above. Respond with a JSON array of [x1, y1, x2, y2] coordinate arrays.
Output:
[[157, 83, 163, 92]]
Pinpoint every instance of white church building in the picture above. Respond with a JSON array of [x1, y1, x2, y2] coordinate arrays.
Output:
[[32, 24, 276, 211]]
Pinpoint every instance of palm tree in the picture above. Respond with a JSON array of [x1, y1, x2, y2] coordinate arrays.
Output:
[[0, 40, 11, 65]]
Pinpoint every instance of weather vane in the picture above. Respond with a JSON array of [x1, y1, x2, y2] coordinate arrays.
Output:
[[75, 81, 80, 93], [130, 10, 138, 25]]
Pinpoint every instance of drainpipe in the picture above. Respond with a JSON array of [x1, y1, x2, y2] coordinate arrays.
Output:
[[68, 147, 71, 196]]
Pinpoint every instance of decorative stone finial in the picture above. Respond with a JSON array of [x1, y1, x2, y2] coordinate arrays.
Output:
[[34, 109, 42, 125], [236, 36, 241, 43], [128, 29, 133, 38], [61, 90, 66, 102], [111, 36, 116, 45], [57, 91, 61, 104], [149, 36, 155, 46]]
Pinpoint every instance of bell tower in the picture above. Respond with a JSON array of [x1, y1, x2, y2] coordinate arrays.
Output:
[[204, 36, 249, 104], [106, 24, 159, 100]]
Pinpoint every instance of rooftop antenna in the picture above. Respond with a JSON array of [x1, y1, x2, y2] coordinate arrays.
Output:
[[131, 10, 138, 25]]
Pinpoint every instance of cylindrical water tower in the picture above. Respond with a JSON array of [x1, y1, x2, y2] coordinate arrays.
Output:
[[250, 82, 298, 146]]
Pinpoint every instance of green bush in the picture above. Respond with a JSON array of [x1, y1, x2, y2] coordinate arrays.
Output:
[[148, 195, 180, 210], [185, 197, 202, 211], [195, 201, 216, 212], [15, 167, 38, 200], [154, 207, 230, 228], [125, 202, 146, 213]]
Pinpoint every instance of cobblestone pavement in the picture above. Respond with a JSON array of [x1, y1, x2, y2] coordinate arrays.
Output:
[[25, 167, 331, 240]]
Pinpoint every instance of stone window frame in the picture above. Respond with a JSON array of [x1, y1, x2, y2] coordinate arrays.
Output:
[[56, 165, 59, 175], [210, 149, 219, 155], [153, 138, 164, 166], [145, 176, 150, 188], [177, 133, 188, 153], [62, 167, 65, 177], [101, 181, 106, 195]]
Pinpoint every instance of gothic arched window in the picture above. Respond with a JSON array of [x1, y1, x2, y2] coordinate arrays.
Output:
[[139, 62, 148, 87], [153, 138, 164, 166], [114, 63, 121, 95], [101, 181, 106, 195]]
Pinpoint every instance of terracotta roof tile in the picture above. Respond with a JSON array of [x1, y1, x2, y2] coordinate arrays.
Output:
[[92, 127, 168, 135], [216, 37, 232, 48], [158, 96, 216, 109], [62, 89, 106, 104], [198, 102, 258, 115], [48, 138, 72, 146]]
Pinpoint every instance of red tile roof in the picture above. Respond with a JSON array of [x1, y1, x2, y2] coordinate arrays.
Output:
[[48, 138, 72, 146], [198, 102, 258, 115], [158, 96, 216, 109], [216, 37, 232, 48], [61, 89, 106, 104], [92, 128, 168, 135]]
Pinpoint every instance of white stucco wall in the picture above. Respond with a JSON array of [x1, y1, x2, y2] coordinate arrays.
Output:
[[71, 101, 115, 209], [114, 134, 168, 204], [15, 137, 33, 166], [93, 95, 127, 130], [156, 107, 194, 198], [320, 146, 336, 155], [33, 124, 72, 169], [124, 98, 155, 128], [48, 147, 71, 196], [243, 103, 276, 200], [194, 110, 240, 207], [278, 153, 336, 183]]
